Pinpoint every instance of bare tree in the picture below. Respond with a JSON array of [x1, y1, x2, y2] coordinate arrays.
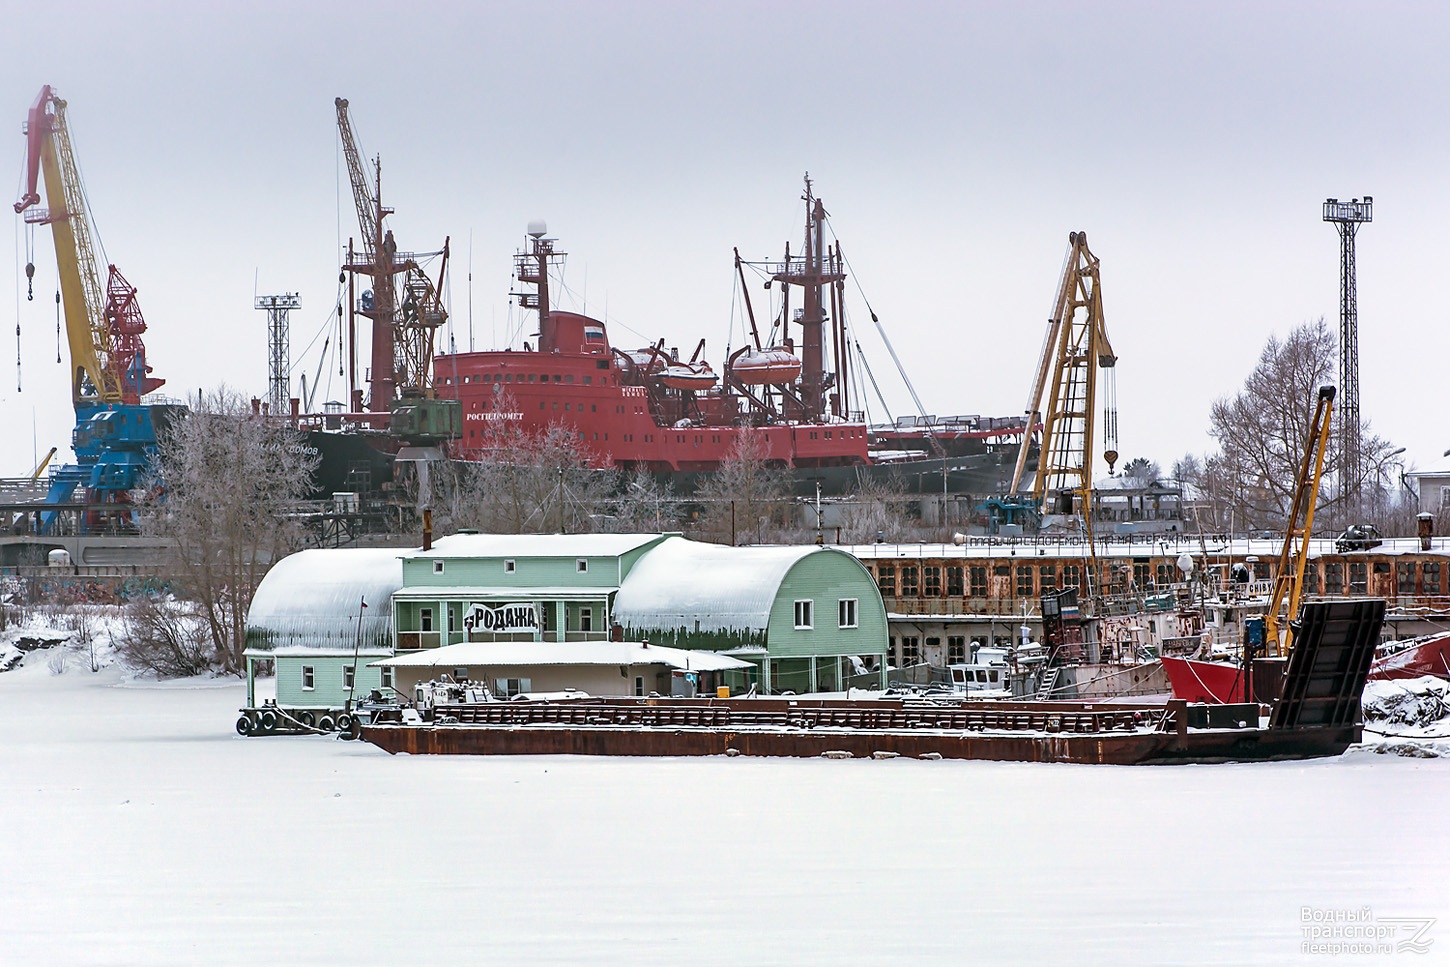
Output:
[[696, 428, 793, 544], [138, 387, 318, 674], [437, 411, 618, 534], [115, 595, 213, 678], [604, 468, 681, 533], [1195, 319, 1401, 535], [838, 479, 914, 543]]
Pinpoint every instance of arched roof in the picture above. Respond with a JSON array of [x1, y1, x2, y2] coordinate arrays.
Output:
[[613, 538, 833, 634], [245, 547, 404, 651]]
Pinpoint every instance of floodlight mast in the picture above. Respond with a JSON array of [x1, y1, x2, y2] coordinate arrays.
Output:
[[1322, 195, 1372, 517]]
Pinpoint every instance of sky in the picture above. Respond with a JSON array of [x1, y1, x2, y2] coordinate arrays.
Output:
[[1, 0, 1446, 480]]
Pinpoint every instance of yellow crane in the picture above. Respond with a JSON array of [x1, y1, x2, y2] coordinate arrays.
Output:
[[1009, 232, 1118, 532], [14, 86, 118, 406], [1263, 385, 1336, 656]]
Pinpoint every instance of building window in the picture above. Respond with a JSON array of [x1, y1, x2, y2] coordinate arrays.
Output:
[[900, 565, 919, 596], [577, 559, 589, 573], [1304, 564, 1319, 594], [1350, 562, 1368, 594], [901, 636, 920, 664], [1016, 565, 1033, 597], [433, 560, 445, 575], [923, 566, 941, 597], [420, 608, 434, 633], [1155, 563, 1173, 586], [580, 607, 593, 632], [1039, 565, 1056, 593], [876, 565, 896, 596], [504, 559, 516, 574], [381, 667, 394, 689], [969, 565, 988, 597], [948, 636, 966, 664], [301, 666, 315, 691], [494, 677, 532, 698], [1324, 562, 1344, 594], [1133, 562, 1152, 588], [1424, 561, 1442, 596], [635, 676, 645, 697], [1397, 562, 1416, 595], [838, 598, 858, 629], [794, 600, 814, 630], [947, 566, 965, 596], [343, 666, 355, 690], [1062, 564, 1082, 591]]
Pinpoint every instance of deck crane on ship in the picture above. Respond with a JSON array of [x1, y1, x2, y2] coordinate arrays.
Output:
[[334, 97, 459, 445], [13, 85, 185, 534]]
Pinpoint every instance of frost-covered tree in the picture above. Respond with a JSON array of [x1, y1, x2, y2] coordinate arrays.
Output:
[[138, 387, 318, 674], [696, 428, 793, 544], [437, 410, 617, 534]]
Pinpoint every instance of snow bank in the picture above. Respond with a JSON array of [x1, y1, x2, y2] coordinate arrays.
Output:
[[1361, 676, 1450, 757]]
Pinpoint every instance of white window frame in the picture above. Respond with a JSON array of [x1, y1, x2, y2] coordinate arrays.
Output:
[[793, 599, 814, 630], [576, 558, 589, 573], [301, 665, 315, 691], [504, 559, 517, 574], [342, 665, 355, 689], [433, 560, 445, 574], [580, 606, 593, 632], [838, 598, 858, 629], [381, 667, 394, 689], [420, 607, 434, 633]]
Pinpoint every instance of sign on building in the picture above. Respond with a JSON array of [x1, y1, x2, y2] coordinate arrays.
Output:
[[462, 602, 539, 634]]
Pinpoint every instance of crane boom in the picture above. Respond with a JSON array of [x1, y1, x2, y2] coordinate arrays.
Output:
[[14, 86, 120, 405], [1264, 385, 1336, 656], [1009, 232, 1117, 527], [335, 96, 397, 412]]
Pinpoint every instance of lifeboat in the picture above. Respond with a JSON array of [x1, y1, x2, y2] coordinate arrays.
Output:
[[659, 361, 718, 392], [623, 349, 665, 374], [732, 347, 802, 386]]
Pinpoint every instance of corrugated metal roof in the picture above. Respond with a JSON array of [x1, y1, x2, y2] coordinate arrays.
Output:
[[404, 533, 664, 560], [245, 548, 404, 652], [372, 640, 751, 671], [612, 539, 825, 634]]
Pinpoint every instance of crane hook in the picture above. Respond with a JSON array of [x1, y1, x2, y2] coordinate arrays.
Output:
[[25, 261, 34, 301]]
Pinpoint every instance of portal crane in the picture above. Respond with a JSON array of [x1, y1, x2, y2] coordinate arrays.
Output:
[[1009, 232, 1118, 531], [1263, 385, 1335, 657], [14, 85, 179, 532], [334, 97, 457, 443]]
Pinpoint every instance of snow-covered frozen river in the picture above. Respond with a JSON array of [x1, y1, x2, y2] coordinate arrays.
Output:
[[2, 660, 1446, 966]]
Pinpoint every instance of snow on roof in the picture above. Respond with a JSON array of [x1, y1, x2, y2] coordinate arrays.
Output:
[[393, 586, 616, 599], [372, 640, 752, 672], [245, 548, 404, 651], [612, 538, 826, 635], [404, 533, 665, 560], [843, 536, 1450, 560]]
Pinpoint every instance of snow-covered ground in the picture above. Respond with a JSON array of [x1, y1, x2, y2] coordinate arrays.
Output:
[[2, 640, 1448, 965]]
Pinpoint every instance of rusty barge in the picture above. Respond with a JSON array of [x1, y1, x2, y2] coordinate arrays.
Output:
[[359, 598, 1382, 765]]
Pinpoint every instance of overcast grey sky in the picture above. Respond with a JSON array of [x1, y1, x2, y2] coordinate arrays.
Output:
[[2, 1, 1445, 479]]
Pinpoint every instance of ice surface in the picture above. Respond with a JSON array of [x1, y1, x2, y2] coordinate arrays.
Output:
[[1, 654, 1447, 965]]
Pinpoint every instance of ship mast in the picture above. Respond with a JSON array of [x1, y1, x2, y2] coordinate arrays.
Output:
[[771, 174, 844, 423], [515, 221, 562, 351]]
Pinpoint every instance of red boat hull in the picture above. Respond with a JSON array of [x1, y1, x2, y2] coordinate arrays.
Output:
[[1161, 655, 1244, 704], [1368, 632, 1450, 681]]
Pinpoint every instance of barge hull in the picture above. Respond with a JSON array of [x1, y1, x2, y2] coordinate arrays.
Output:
[[360, 721, 1359, 765]]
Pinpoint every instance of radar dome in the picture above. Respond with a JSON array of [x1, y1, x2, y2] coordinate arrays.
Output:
[[527, 219, 548, 238]]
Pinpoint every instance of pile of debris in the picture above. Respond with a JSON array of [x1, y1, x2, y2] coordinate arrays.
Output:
[[1360, 676, 1450, 757], [0, 628, 71, 673]]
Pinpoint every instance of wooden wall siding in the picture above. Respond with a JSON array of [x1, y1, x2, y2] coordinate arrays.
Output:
[[766, 551, 889, 659], [275, 655, 387, 709]]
